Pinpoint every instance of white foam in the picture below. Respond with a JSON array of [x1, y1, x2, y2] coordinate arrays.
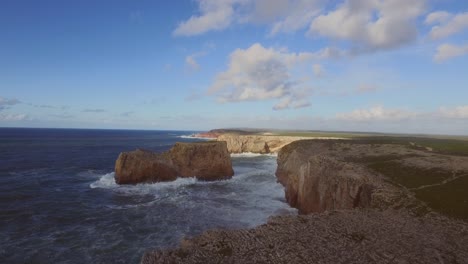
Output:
[[230, 152, 277, 158], [89, 172, 220, 195], [178, 135, 216, 140], [89, 172, 118, 189]]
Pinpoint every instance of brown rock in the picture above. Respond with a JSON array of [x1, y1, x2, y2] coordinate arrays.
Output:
[[170, 141, 234, 181], [114, 149, 177, 184], [114, 142, 234, 184], [276, 140, 375, 214]]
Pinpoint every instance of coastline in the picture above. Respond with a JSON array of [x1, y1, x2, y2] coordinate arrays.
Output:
[[141, 130, 468, 263]]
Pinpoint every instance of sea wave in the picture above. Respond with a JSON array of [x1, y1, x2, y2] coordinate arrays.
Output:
[[90, 172, 199, 191]]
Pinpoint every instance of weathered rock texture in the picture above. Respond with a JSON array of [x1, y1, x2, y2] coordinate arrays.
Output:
[[114, 141, 234, 184], [142, 209, 468, 264], [276, 140, 381, 214], [170, 142, 235, 181], [275, 139, 468, 215], [114, 149, 177, 184], [217, 134, 325, 153]]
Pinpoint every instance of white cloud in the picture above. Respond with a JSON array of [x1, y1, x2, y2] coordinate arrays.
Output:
[[0, 113, 29, 121], [208, 43, 316, 110], [308, 0, 426, 51], [312, 64, 325, 77], [264, 0, 322, 35], [173, 0, 242, 36], [185, 52, 207, 71], [427, 11, 468, 40], [336, 105, 416, 121], [438, 105, 468, 119], [82, 109, 106, 113], [174, 0, 322, 37], [425, 11, 451, 25], [434, 43, 468, 62], [0, 97, 21, 111]]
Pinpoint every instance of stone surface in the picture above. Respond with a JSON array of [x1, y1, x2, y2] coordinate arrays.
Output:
[[114, 149, 177, 184], [217, 134, 315, 153], [114, 141, 234, 184], [276, 140, 376, 214], [142, 209, 468, 264], [170, 142, 234, 181]]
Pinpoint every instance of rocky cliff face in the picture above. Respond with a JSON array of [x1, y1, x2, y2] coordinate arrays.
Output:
[[114, 141, 234, 184], [170, 142, 234, 181], [276, 140, 375, 214], [217, 134, 312, 153], [115, 149, 177, 184]]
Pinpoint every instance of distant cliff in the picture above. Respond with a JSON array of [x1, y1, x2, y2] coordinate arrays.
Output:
[[217, 134, 314, 153]]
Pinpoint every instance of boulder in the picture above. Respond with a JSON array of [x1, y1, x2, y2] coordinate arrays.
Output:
[[114, 142, 234, 184]]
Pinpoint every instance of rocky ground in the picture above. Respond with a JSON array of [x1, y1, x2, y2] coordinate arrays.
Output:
[[142, 209, 468, 264]]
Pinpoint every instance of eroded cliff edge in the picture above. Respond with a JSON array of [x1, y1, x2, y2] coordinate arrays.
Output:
[[276, 139, 468, 217], [217, 134, 340, 153], [142, 138, 468, 263]]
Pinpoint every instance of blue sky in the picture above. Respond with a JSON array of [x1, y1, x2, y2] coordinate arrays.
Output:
[[1, 0, 467, 134]]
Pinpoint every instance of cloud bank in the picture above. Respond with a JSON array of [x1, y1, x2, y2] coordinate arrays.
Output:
[[208, 43, 317, 110]]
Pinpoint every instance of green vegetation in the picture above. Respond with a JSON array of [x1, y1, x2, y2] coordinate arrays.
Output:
[[368, 161, 450, 189], [415, 175, 468, 220], [349, 136, 468, 156], [360, 153, 468, 221], [271, 131, 362, 138]]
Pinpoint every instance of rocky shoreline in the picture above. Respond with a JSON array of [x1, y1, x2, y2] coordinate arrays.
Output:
[[139, 132, 468, 263]]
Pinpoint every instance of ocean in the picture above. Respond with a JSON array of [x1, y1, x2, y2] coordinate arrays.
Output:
[[0, 128, 295, 263]]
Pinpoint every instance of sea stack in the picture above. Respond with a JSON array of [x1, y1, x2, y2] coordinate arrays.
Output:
[[114, 141, 234, 184]]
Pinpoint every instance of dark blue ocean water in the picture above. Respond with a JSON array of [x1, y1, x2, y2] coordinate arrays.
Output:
[[0, 128, 294, 264]]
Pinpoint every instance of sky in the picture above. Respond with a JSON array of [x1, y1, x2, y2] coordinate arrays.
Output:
[[1, 0, 467, 134]]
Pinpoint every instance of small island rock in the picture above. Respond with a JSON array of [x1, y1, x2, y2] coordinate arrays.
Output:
[[114, 141, 234, 184]]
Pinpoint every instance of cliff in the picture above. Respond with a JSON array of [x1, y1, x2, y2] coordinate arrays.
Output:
[[276, 139, 468, 215], [141, 139, 468, 263], [217, 134, 315, 153], [276, 140, 377, 214], [114, 141, 234, 184]]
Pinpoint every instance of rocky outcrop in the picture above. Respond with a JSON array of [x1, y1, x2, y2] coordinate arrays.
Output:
[[114, 142, 234, 184], [115, 149, 177, 184], [170, 142, 234, 181], [276, 140, 375, 214], [142, 209, 468, 264], [217, 134, 314, 153]]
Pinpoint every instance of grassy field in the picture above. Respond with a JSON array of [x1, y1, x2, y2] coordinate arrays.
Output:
[[347, 138, 468, 220]]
